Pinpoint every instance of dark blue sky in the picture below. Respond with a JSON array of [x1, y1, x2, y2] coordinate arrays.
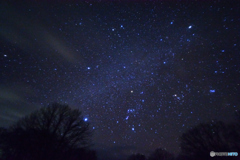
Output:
[[0, 0, 239, 159]]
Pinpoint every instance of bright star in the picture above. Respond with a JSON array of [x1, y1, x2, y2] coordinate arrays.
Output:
[[210, 90, 215, 93]]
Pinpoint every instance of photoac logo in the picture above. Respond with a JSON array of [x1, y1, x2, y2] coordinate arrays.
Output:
[[210, 151, 215, 157], [210, 151, 238, 157]]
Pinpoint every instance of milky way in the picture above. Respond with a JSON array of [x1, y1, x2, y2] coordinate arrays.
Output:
[[0, 1, 239, 159]]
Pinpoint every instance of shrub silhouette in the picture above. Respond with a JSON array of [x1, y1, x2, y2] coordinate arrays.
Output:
[[127, 153, 146, 160], [0, 103, 94, 160], [148, 148, 174, 160], [179, 121, 240, 160]]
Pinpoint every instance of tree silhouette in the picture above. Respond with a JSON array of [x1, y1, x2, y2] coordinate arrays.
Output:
[[71, 148, 97, 160], [179, 121, 240, 160], [127, 153, 146, 160], [0, 127, 8, 160], [226, 122, 240, 152], [0, 103, 93, 160], [148, 148, 174, 160]]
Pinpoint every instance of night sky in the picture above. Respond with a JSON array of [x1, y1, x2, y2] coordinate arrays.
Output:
[[0, 0, 239, 159]]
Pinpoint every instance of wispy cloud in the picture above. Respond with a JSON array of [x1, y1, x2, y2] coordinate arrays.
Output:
[[0, 2, 80, 63], [0, 84, 41, 127], [44, 33, 78, 63]]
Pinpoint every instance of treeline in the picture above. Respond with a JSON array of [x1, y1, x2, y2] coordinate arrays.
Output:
[[127, 111, 240, 160], [0, 103, 96, 160], [0, 103, 239, 160]]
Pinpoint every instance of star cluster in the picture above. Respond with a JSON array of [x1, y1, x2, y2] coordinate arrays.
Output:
[[0, 1, 239, 158]]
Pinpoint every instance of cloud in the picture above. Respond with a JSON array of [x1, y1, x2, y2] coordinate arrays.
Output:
[[0, 87, 26, 102], [43, 33, 78, 63], [0, 2, 80, 63], [0, 84, 41, 127]]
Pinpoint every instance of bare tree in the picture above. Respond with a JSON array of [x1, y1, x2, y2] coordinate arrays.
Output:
[[14, 103, 91, 148], [179, 121, 239, 160], [0, 103, 93, 160]]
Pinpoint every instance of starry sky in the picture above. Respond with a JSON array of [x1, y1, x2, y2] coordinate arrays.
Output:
[[0, 0, 239, 159]]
